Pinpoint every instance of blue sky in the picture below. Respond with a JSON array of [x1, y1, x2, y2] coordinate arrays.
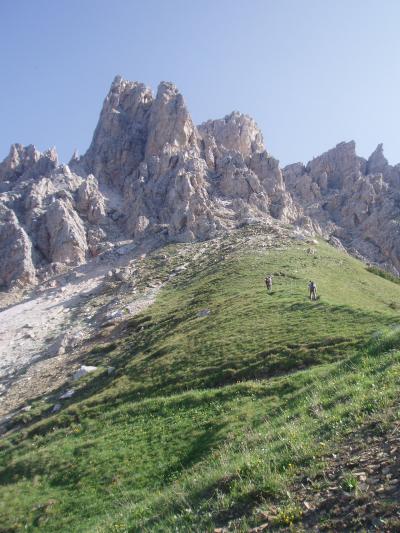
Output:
[[1, 0, 399, 166]]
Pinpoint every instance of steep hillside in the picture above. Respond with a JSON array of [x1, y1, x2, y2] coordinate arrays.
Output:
[[1, 224, 400, 531]]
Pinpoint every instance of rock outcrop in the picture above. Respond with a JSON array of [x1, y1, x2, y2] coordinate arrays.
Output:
[[199, 112, 264, 158], [0, 147, 114, 287], [76, 77, 297, 243], [145, 82, 198, 158], [43, 199, 88, 264], [367, 143, 388, 176], [1, 75, 400, 288], [75, 76, 153, 188], [0, 144, 58, 190], [284, 141, 400, 273], [120, 81, 219, 241], [0, 203, 36, 288], [76, 174, 106, 224]]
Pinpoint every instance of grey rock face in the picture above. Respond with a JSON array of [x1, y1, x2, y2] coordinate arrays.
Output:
[[120, 81, 219, 242], [198, 112, 264, 159], [75, 76, 153, 188], [0, 203, 36, 288], [145, 82, 199, 158], [306, 141, 364, 190], [284, 142, 400, 272], [198, 113, 298, 224], [367, 144, 388, 175], [0, 149, 112, 287], [2, 75, 400, 288], [79, 77, 298, 242], [44, 199, 88, 264], [0, 144, 58, 188], [76, 175, 106, 224]]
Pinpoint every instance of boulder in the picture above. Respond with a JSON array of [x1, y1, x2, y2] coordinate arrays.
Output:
[[59, 389, 75, 400], [72, 365, 98, 381], [51, 403, 62, 413]]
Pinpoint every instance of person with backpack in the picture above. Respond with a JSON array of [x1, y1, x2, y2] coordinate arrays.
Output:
[[265, 275, 273, 292], [308, 280, 317, 300]]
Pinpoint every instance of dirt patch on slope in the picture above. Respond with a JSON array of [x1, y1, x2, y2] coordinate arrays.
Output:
[[251, 413, 400, 532]]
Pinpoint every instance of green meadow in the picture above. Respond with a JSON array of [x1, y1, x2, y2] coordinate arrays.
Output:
[[1, 226, 400, 532]]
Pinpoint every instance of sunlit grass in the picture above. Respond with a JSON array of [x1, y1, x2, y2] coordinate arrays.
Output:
[[1, 225, 400, 532]]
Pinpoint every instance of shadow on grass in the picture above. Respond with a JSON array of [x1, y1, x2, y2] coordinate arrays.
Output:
[[3, 296, 398, 443], [161, 422, 226, 484]]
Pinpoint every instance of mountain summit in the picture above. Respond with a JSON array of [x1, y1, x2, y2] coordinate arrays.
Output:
[[1, 77, 400, 289]]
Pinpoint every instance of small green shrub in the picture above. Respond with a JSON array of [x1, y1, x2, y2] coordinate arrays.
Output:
[[341, 473, 358, 492]]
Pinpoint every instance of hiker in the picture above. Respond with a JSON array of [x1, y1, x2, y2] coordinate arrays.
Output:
[[308, 280, 317, 301], [265, 275, 273, 292]]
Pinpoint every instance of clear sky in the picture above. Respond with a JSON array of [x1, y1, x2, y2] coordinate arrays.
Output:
[[1, 0, 400, 166]]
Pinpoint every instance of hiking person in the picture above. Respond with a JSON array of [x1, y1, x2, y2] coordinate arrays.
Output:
[[308, 280, 317, 300], [265, 275, 273, 292]]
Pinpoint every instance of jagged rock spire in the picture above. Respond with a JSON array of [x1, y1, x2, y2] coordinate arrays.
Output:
[[2, 75, 400, 289], [367, 143, 388, 175], [199, 111, 265, 158], [80, 76, 154, 187], [0, 144, 58, 183], [145, 82, 199, 158]]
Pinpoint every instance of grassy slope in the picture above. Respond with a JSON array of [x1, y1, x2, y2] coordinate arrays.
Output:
[[1, 225, 400, 532]]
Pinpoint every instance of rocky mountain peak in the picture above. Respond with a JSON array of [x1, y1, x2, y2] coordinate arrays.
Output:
[[2, 75, 400, 289], [0, 144, 58, 189], [198, 111, 265, 158], [305, 140, 362, 190], [76, 76, 154, 187], [284, 139, 400, 274], [145, 81, 198, 158], [367, 143, 388, 175]]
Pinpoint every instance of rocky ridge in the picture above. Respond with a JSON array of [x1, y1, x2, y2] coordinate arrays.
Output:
[[284, 141, 400, 273], [0, 146, 120, 288], [1, 76, 400, 288]]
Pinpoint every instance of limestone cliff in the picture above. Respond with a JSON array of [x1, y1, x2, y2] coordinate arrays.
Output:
[[284, 141, 400, 273], [1, 76, 400, 288]]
